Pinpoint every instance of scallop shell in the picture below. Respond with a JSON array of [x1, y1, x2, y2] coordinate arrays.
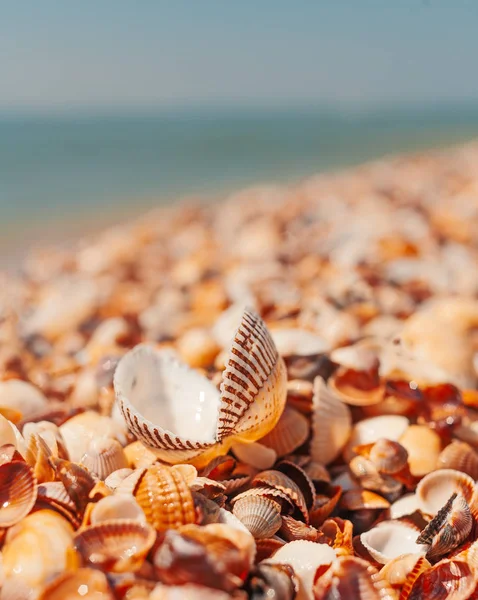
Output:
[[232, 496, 282, 539], [416, 493, 472, 562], [399, 424, 442, 477], [74, 520, 156, 572], [89, 494, 146, 525], [369, 438, 409, 474], [265, 540, 336, 600], [416, 469, 475, 516], [0, 461, 37, 527], [252, 470, 308, 522], [231, 486, 295, 513], [310, 377, 352, 465], [360, 520, 428, 564], [134, 464, 196, 531], [378, 553, 430, 590], [114, 310, 287, 467], [259, 407, 309, 457], [81, 437, 128, 480], [276, 460, 315, 510], [436, 441, 478, 480], [38, 568, 114, 600]]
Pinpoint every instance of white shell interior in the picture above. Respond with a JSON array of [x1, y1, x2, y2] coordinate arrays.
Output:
[[115, 346, 220, 443], [350, 415, 409, 448], [270, 328, 329, 356], [361, 522, 428, 564], [416, 469, 474, 515]]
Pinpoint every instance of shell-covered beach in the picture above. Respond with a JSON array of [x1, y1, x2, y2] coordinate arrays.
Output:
[[1, 142, 478, 598]]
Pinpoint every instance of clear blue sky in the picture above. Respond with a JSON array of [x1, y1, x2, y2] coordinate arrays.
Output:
[[1, 0, 478, 111]]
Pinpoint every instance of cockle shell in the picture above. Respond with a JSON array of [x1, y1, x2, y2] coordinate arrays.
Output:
[[74, 520, 156, 572], [89, 494, 146, 525], [81, 437, 128, 480], [232, 496, 282, 539], [133, 464, 196, 531], [0, 414, 27, 457], [252, 470, 309, 522], [407, 558, 476, 600], [399, 424, 441, 477], [25, 432, 55, 483], [360, 520, 428, 564], [436, 440, 478, 480], [388, 493, 420, 519], [114, 310, 287, 468], [369, 438, 409, 474], [328, 368, 384, 407], [265, 540, 336, 600], [378, 553, 430, 590], [310, 377, 352, 465], [2, 510, 79, 588], [50, 457, 97, 514], [259, 406, 309, 457], [345, 416, 409, 462], [416, 469, 475, 516], [0, 461, 37, 527]]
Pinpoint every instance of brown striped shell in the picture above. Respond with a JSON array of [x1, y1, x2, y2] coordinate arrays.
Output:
[[416, 469, 475, 516], [232, 495, 282, 539], [133, 463, 196, 531], [81, 437, 128, 480], [259, 406, 309, 457], [0, 461, 37, 527], [369, 438, 409, 474], [74, 520, 156, 572], [114, 309, 287, 467], [407, 559, 476, 600], [252, 469, 309, 522], [436, 440, 478, 480]]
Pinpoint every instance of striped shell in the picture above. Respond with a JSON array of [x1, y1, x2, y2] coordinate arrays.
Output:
[[369, 438, 409, 474], [0, 461, 37, 527], [133, 464, 196, 531], [310, 377, 352, 465], [74, 520, 156, 572], [416, 469, 475, 516], [81, 437, 128, 480], [259, 406, 309, 457], [436, 441, 478, 480], [252, 470, 309, 522], [232, 496, 282, 539], [114, 310, 287, 467]]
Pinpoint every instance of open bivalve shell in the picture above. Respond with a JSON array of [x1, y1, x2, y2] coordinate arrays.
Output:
[[416, 469, 475, 516], [74, 520, 156, 572], [114, 309, 287, 467], [360, 520, 428, 564], [0, 461, 37, 527]]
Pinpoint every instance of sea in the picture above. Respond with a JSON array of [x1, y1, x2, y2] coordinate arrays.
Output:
[[1, 105, 478, 259]]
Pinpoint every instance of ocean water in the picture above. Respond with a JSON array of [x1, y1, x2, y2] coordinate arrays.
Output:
[[1, 106, 478, 251]]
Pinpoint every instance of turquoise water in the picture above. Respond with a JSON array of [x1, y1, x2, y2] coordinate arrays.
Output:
[[2, 106, 478, 237]]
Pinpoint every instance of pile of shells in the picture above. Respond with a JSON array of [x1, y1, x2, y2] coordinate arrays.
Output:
[[1, 142, 478, 598]]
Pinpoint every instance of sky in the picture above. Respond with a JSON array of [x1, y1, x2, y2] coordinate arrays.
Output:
[[1, 1, 478, 111]]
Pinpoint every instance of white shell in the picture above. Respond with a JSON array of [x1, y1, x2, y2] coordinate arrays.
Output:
[[81, 437, 128, 480], [266, 540, 337, 600], [310, 377, 352, 465], [389, 493, 420, 519], [416, 469, 476, 516], [0, 380, 48, 417], [344, 415, 409, 461], [231, 441, 277, 470], [360, 521, 428, 564], [269, 328, 329, 357], [90, 494, 146, 525]]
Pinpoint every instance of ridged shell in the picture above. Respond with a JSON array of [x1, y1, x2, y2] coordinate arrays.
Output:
[[311, 377, 352, 465], [361, 521, 428, 564], [81, 437, 128, 480], [277, 460, 315, 510], [25, 432, 55, 483], [253, 470, 308, 522], [0, 461, 37, 527], [104, 467, 134, 490], [38, 568, 114, 600], [74, 520, 156, 572], [279, 514, 319, 542], [416, 493, 473, 562], [416, 469, 475, 516], [89, 494, 146, 525], [378, 554, 430, 592], [231, 486, 295, 513], [436, 441, 478, 480], [340, 489, 390, 511], [134, 464, 196, 531], [316, 517, 354, 557], [266, 540, 336, 600], [0, 443, 24, 466], [407, 559, 476, 600], [232, 496, 282, 539], [369, 438, 409, 474], [37, 481, 76, 512], [259, 407, 309, 457], [50, 457, 96, 513]]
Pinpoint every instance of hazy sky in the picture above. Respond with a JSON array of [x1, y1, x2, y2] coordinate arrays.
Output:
[[1, 1, 478, 111]]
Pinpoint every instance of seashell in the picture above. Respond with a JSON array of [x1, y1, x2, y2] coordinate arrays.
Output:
[[38, 568, 114, 600], [252, 470, 308, 522], [0, 461, 37, 527], [265, 540, 336, 600], [123, 440, 158, 469], [0, 414, 26, 457], [231, 441, 277, 470], [340, 489, 390, 511], [0, 443, 24, 466], [104, 467, 134, 490], [149, 583, 232, 600], [378, 553, 430, 590], [436, 440, 478, 480], [285, 379, 314, 414], [259, 406, 309, 457], [81, 437, 128, 480], [59, 411, 127, 463], [399, 424, 441, 477], [344, 415, 409, 462], [114, 310, 287, 468], [255, 537, 286, 562], [269, 327, 329, 356], [388, 493, 420, 519], [309, 484, 342, 528], [190, 476, 227, 496], [360, 520, 428, 564], [176, 327, 220, 369], [89, 494, 146, 525], [153, 524, 253, 592], [310, 377, 352, 465], [369, 438, 409, 474], [303, 460, 331, 483], [3, 509, 79, 588], [25, 432, 55, 483], [232, 496, 282, 539], [313, 555, 393, 600], [231, 486, 295, 513], [279, 515, 319, 542], [276, 460, 315, 509], [37, 481, 76, 512], [201, 455, 236, 480], [247, 563, 298, 600], [74, 520, 156, 573], [0, 380, 48, 418], [23, 421, 69, 460], [407, 558, 476, 600], [349, 455, 402, 495], [49, 457, 97, 513], [416, 493, 472, 562], [133, 464, 196, 531], [316, 517, 354, 557], [416, 469, 475, 516], [328, 367, 384, 407]]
